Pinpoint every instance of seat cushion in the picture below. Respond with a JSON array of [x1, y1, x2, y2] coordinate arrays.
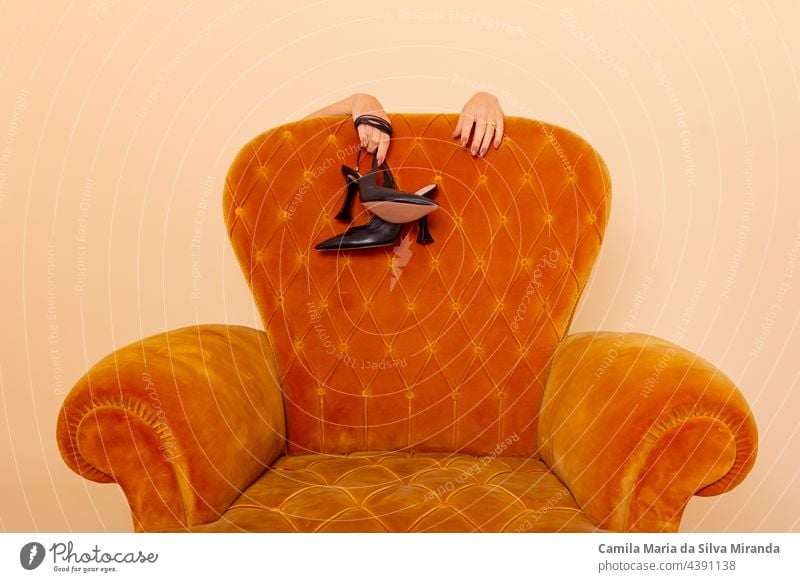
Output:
[[178, 452, 601, 532]]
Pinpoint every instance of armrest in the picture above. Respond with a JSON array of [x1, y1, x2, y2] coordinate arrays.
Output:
[[538, 332, 757, 532], [56, 324, 285, 531]]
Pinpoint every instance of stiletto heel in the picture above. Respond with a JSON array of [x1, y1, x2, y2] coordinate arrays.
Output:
[[415, 183, 437, 244], [417, 217, 434, 244], [334, 167, 359, 222]]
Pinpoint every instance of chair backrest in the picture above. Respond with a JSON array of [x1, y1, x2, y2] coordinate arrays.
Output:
[[224, 114, 610, 457]]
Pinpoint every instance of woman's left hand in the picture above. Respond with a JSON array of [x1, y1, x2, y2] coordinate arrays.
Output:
[[452, 92, 505, 157]]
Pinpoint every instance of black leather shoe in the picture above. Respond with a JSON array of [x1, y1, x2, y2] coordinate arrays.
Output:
[[342, 154, 438, 224], [315, 216, 403, 251]]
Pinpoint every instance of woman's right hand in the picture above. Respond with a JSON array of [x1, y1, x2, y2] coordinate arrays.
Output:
[[452, 91, 505, 157], [350, 93, 391, 165]]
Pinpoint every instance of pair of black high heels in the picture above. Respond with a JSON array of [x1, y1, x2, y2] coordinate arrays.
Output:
[[315, 116, 439, 251]]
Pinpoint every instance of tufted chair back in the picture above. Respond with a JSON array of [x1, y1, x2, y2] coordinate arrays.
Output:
[[224, 114, 610, 457]]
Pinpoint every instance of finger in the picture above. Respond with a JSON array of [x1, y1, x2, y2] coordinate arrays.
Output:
[[478, 119, 495, 156], [357, 125, 369, 148], [367, 127, 381, 153], [452, 115, 463, 139], [460, 113, 475, 147], [377, 132, 390, 165], [494, 115, 505, 148], [363, 127, 375, 152], [471, 117, 487, 155]]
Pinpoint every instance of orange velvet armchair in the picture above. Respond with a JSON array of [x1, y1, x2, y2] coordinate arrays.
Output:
[[57, 114, 757, 532]]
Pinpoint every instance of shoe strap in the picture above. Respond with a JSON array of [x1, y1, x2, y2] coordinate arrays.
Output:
[[356, 149, 396, 189]]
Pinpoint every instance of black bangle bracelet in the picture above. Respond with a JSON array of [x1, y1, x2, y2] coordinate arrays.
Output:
[[353, 114, 393, 136]]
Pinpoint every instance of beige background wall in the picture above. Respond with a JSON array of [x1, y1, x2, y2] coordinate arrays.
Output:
[[0, 0, 797, 532]]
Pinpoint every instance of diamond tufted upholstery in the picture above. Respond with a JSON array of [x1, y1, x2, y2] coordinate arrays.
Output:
[[225, 114, 608, 457], [183, 452, 597, 533], [57, 114, 757, 533]]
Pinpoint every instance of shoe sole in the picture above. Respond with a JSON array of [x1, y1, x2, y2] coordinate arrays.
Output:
[[363, 200, 438, 223]]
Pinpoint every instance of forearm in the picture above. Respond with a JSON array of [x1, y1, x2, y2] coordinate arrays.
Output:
[[303, 93, 356, 119]]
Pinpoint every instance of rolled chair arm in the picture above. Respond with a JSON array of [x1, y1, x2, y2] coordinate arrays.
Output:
[[57, 324, 286, 531], [538, 332, 757, 532]]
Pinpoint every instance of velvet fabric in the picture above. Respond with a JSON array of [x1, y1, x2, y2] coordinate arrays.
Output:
[[162, 452, 598, 533], [539, 332, 757, 532], [57, 325, 286, 531], [225, 114, 609, 456], [56, 114, 757, 532]]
